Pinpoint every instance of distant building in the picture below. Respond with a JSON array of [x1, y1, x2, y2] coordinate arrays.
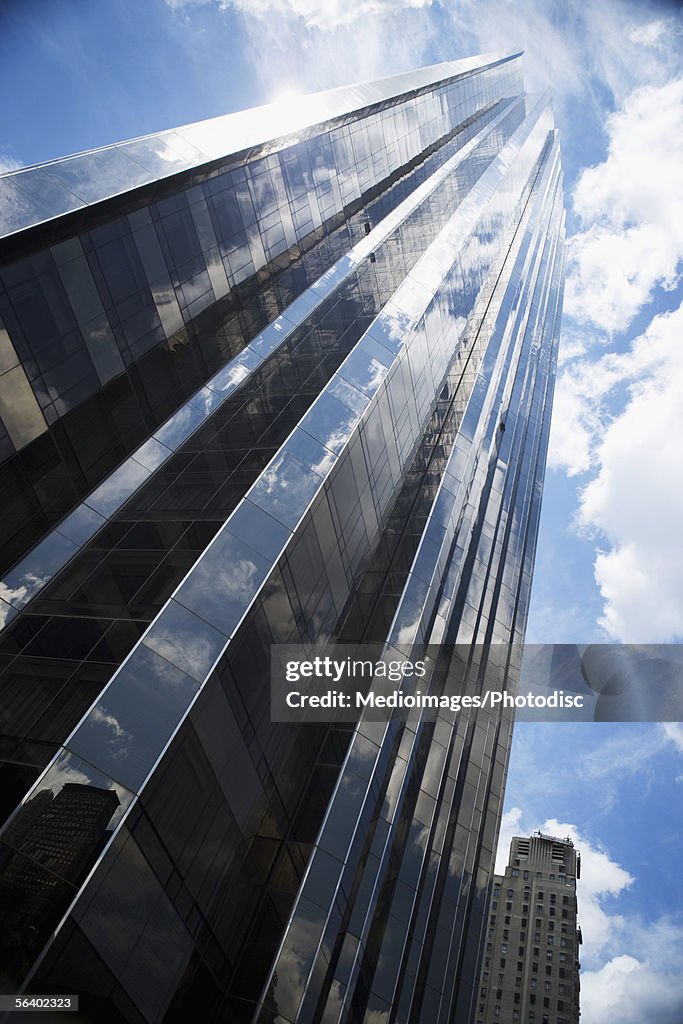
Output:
[[476, 833, 582, 1024]]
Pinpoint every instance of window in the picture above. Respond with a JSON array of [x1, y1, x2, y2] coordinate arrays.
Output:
[[505, 916, 511, 925], [536, 871, 543, 878], [531, 977, 537, 989], [508, 889, 514, 897], [546, 966, 552, 976], [494, 886, 501, 897], [524, 870, 529, 880], [506, 901, 513, 911], [523, 904, 529, 913], [530, 995, 536, 1005], [550, 894, 556, 904], [500, 959, 506, 969], [492, 901, 498, 911], [536, 905, 544, 915], [544, 982, 551, 993], [532, 963, 538, 974], [549, 907, 556, 917], [515, 977, 522, 988], [543, 998, 550, 1008], [494, 1008, 501, 1018], [512, 868, 520, 877], [480, 987, 487, 997], [534, 932, 541, 942], [502, 944, 508, 953], [549, 873, 555, 880], [514, 993, 521, 1004], [538, 892, 545, 900], [548, 936, 554, 946], [548, 921, 555, 932], [519, 945, 525, 956], [546, 950, 553, 960]]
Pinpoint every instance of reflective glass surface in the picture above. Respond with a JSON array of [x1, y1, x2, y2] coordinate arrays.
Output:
[[0, 66, 521, 584], [0, 56, 565, 1024]]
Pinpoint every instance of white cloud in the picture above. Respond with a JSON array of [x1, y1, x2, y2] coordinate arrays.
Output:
[[495, 811, 634, 959], [547, 370, 603, 477], [0, 152, 22, 174], [546, 300, 683, 640], [578, 729, 656, 779], [494, 806, 524, 873], [662, 722, 683, 754], [220, 0, 433, 31], [542, 817, 633, 959], [566, 75, 683, 334], [626, 18, 667, 48], [573, 303, 683, 640], [164, 0, 681, 114], [582, 925, 683, 1024]]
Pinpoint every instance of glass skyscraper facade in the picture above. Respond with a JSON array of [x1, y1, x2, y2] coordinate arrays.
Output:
[[0, 53, 564, 1023]]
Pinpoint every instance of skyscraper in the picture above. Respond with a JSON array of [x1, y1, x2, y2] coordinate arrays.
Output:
[[477, 833, 582, 1024], [0, 53, 564, 1022]]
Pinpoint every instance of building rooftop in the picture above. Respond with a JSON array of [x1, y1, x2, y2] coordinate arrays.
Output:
[[0, 52, 519, 243]]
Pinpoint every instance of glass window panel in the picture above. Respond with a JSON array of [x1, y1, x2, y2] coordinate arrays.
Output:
[[248, 449, 325, 530], [10, 168, 86, 218], [142, 599, 227, 680], [225, 499, 291, 562], [174, 529, 272, 637], [67, 645, 200, 792], [298, 391, 360, 457]]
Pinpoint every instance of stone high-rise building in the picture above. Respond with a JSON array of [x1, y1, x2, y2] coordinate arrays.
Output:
[[477, 833, 582, 1024], [0, 53, 564, 1022]]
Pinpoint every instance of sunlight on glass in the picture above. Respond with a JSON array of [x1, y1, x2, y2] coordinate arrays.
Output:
[[262, 87, 307, 136]]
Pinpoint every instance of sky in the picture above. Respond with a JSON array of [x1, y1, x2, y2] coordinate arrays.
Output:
[[1, 0, 682, 1020], [499, 721, 683, 1023]]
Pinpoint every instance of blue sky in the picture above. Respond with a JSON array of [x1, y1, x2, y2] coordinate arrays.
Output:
[[1, 0, 682, 1019], [500, 722, 683, 1022]]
